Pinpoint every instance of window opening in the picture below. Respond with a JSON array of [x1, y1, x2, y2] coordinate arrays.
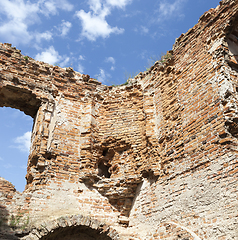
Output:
[[98, 161, 111, 178], [0, 107, 33, 192]]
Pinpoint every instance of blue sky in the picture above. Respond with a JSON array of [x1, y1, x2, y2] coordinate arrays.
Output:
[[0, 0, 220, 192]]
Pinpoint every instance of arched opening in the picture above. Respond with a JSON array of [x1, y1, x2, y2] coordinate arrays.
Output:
[[23, 215, 119, 240], [0, 107, 33, 192], [40, 225, 113, 240], [0, 85, 41, 192], [226, 15, 238, 66]]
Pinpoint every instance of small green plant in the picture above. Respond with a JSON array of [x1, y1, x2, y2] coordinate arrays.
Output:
[[9, 209, 29, 230], [110, 79, 129, 87], [124, 70, 139, 81], [120, 80, 129, 86], [147, 51, 173, 69], [10, 215, 18, 228], [21, 216, 29, 230], [160, 52, 172, 63], [23, 56, 29, 61]]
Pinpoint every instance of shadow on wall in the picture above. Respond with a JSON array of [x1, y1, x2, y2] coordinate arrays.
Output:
[[40, 225, 113, 240], [0, 205, 115, 240], [0, 204, 19, 240]]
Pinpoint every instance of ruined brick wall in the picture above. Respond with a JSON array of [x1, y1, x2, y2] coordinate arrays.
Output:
[[0, 0, 238, 239], [0, 45, 124, 240], [128, 1, 238, 239]]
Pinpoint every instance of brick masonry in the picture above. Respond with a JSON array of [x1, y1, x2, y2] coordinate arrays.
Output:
[[0, 0, 238, 239]]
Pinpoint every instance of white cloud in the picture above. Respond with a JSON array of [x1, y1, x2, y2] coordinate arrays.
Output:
[[13, 131, 31, 153], [35, 47, 85, 70], [106, 0, 132, 8], [76, 10, 124, 41], [35, 46, 61, 65], [157, 0, 186, 21], [76, 0, 132, 41], [105, 56, 115, 65], [79, 55, 85, 61], [98, 69, 106, 83], [35, 46, 72, 67], [35, 31, 53, 43], [0, 20, 32, 45], [141, 26, 149, 34], [134, 26, 149, 35], [77, 55, 85, 73], [0, 0, 39, 22], [42, 1, 58, 15], [57, 0, 74, 11], [105, 57, 115, 70], [96, 68, 110, 83], [77, 63, 84, 73], [60, 57, 70, 67], [0, 0, 73, 45], [59, 20, 72, 36], [89, 0, 103, 14], [40, 0, 74, 16], [0, 0, 38, 44]]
